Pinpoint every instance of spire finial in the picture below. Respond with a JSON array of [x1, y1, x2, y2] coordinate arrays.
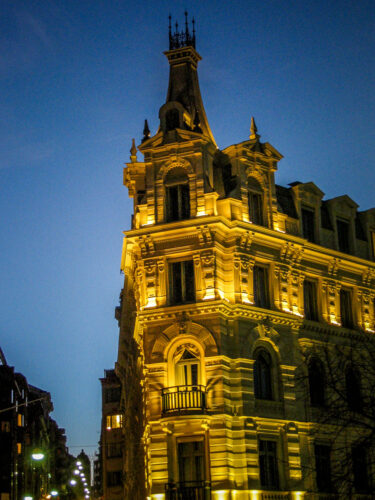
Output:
[[185, 10, 189, 35], [250, 116, 260, 140], [168, 13, 196, 49], [142, 119, 151, 143], [130, 138, 137, 163]]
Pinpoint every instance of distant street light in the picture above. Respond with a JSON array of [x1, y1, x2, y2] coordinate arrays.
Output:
[[69, 479, 77, 486], [50, 491, 58, 497], [31, 450, 45, 461]]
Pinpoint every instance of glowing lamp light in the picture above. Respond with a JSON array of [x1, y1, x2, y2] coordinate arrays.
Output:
[[80, 473, 84, 477], [76, 461, 82, 466], [69, 480, 77, 486], [31, 450, 45, 461], [50, 491, 58, 497], [78, 465, 83, 470], [24, 496, 33, 500]]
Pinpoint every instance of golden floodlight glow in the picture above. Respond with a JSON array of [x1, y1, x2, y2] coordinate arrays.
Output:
[[250, 491, 260, 500]]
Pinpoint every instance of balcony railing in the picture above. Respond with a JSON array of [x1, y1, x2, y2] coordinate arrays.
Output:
[[165, 480, 211, 500], [162, 385, 206, 414]]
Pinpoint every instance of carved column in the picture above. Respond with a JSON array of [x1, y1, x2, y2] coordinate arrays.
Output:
[[157, 258, 166, 306], [144, 259, 157, 308], [200, 250, 216, 300]]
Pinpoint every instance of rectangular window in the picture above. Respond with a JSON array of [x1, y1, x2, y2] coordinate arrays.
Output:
[[107, 471, 122, 487], [169, 260, 195, 305], [337, 219, 350, 253], [249, 193, 263, 226], [303, 280, 319, 321], [259, 440, 279, 490], [314, 444, 331, 492], [340, 289, 354, 328], [166, 184, 190, 222], [106, 414, 123, 430], [178, 440, 205, 483], [1, 421, 10, 432], [253, 266, 270, 309], [352, 446, 369, 493], [17, 443, 22, 454], [17, 414, 23, 427], [302, 208, 315, 242], [104, 387, 121, 404], [107, 443, 122, 458]]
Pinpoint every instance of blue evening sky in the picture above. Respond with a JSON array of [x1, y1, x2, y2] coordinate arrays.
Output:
[[1, 0, 374, 458]]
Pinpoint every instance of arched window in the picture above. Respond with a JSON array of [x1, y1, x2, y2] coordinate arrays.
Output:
[[248, 177, 264, 226], [254, 350, 273, 400], [175, 348, 200, 388], [308, 358, 325, 407], [345, 367, 362, 411], [165, 167, 190, 222]]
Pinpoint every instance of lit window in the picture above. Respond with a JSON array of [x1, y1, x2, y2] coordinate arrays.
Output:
[[259, 440, 279, 489], [253, 265, 270, 309], [106, 414, 123, 430], [168, 260, 195, 305], [17, 414, 23, 427], [303, 280, 319, 321], [17, 442, 22, 454]]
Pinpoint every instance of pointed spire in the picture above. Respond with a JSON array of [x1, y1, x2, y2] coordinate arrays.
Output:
[[250, 116, 260, 140], [168, 13, 196, 49], [142, 119, 150, 143], [130, 138, 137, 163]]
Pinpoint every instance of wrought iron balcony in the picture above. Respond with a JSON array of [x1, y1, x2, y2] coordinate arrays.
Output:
[[165, 480, 211, 500], [162, 385, 206, 414]]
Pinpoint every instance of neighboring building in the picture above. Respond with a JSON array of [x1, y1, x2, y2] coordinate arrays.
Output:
[[0, 348, 73, 500], [100, 370, 122, 500], [107, 18, 375, 500]]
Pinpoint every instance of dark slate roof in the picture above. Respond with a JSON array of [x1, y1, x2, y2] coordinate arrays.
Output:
[[275, 185, 298, 219]]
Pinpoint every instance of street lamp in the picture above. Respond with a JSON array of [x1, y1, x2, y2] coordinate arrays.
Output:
[[31, 450, 45, 461], [50, 491, 58, 497], [69, 480, 77, 486]]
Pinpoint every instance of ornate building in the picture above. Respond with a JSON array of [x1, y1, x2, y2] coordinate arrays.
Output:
[[104, 16, 375, 500]]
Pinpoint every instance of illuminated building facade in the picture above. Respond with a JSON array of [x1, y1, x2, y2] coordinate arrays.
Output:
[[111, 17, 375, 500]]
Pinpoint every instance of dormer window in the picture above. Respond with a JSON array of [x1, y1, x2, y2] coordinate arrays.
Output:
[[301, 207, 315, 242], [248, 177, 264, 226], [165, 168, 190, 222], [337, 218, 350, 253]]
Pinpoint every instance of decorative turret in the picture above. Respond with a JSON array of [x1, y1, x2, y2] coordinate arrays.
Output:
[[159, 13, 216, 145], [250, 116, 260, 140]]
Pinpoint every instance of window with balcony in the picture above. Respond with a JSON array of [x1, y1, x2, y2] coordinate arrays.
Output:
[[169, 260, 195, 305], [345, 367, 362, 411], [314, 444, 332, 492], [259, 440, 279, 490], [178, 440, 205, 483], [253, 265, 270, 309], [308, 358, 325, 407], [106, 414, 123, 430], [248, 177, 264, 226], [340, 289, 354, 328], [254, 350, 273, 400], [337, 218, 350, 253], [303, 279, 319, 321], [162, 346, 205, 414], [165, 168, 190, 222], [301, 207, 315, 242]]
